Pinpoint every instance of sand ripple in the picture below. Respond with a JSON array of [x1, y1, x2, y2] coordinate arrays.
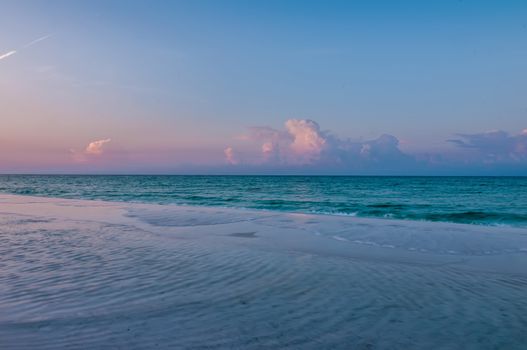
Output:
[[1, 208, 527, 349]]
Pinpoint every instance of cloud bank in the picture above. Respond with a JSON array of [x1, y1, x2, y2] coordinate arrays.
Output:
[[448, 130, 527, 163], [224, 119, 527, 174], [13, 121, 524, 175], [225, 119, 413, 171]]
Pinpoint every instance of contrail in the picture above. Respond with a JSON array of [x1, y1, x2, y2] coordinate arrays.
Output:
[[0, 50, 17, 61], [0, 34, 51, 62], [22, 34, 52, 48]]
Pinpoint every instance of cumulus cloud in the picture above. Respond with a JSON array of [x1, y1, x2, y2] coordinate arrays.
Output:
[[226, 119, 411, 170], [448, 129, 527, 162], [247, 119, 329, 164], [285, 119, 326, 163]]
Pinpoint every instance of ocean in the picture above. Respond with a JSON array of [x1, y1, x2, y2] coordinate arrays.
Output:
[[1, 175, 526, 227]]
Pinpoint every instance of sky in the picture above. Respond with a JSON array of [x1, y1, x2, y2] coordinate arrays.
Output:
[[1, 0, 526, 175]]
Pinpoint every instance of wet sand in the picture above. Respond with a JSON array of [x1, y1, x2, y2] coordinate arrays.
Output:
[[1, 194, 526, 349]]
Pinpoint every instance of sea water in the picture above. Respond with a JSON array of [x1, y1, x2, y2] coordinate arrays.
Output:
[[1, 175, 526, 227]]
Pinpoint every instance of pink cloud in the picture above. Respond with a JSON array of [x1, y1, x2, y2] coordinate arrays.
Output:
[[224, 146, 238, 165], [227, 119, 410, 167], [236, 119, 328, 164], [85, 138, 111, 155], [71, 138, 112, 162], [261, 142, 275, 160], [284, 119, 326, 163]]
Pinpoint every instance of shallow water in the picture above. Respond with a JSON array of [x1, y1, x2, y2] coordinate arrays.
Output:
[[1, 175, 527, 227], [1, 195, 527, 349]]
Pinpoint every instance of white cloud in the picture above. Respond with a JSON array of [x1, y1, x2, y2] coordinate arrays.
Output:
[[85, 138, 111, 155]]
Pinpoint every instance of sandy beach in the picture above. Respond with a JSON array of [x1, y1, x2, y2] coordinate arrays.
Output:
[[1, 193, 527, 349]]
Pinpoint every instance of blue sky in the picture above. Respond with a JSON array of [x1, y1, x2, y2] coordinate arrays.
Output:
[[1, 0, 526, 174]]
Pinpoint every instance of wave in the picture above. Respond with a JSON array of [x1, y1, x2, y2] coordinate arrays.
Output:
[[1, 175, 527, 228], [423, 211, 527, 225]]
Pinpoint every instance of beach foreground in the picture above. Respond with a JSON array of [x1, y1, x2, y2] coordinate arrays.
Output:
[[1, 194, 526, 349]]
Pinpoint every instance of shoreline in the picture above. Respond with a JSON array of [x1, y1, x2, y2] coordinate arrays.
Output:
[[2, 193, 527, 275], [1, 191, 526, 229]]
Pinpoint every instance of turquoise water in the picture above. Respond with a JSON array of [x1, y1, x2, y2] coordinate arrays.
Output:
[[1, 175, 526, 227]]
